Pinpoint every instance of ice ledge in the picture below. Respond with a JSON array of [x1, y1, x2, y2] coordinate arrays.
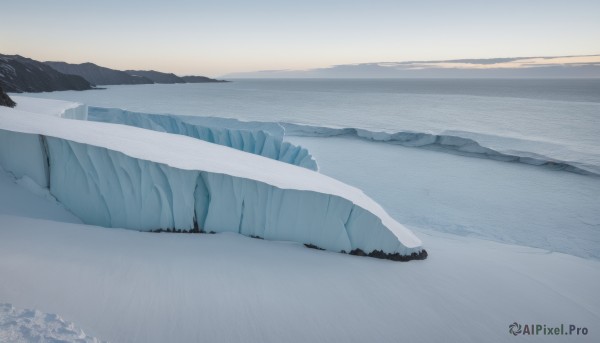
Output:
[[12, 96, 87, 120]]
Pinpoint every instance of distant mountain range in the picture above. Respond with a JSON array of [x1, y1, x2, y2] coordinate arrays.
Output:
[[45, 61, 153, 86], [125, 70, 184, 84], [224, 55, 600, 78], [0, 54, 92, 92], [1, 54, 228, 93]]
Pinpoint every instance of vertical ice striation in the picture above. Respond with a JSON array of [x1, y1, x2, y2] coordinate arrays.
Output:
[[46, 137, 199, 230], [43, 138, 423, 257], [0, 104, 426, 261], [88, 107, 318, 170]]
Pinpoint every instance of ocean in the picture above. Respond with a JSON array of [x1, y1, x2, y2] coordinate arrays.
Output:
[[25, 79, 600, 174]]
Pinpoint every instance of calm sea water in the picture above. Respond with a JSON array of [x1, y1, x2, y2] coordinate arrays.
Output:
[[23, 79, 600, 172]]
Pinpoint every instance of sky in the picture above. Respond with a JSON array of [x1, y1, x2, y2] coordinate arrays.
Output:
[[2, 0, 599, 77]]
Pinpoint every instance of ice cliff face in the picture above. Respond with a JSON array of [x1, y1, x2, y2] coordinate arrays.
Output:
[[0, 98, 425, 260], [46, 138, 420, 255], [88, 107, 318, 170]]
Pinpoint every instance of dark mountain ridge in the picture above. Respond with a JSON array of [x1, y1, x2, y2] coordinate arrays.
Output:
[[125, 70, 228, 84], [0, 54, 92, 93], [45, 61, 153, 86]]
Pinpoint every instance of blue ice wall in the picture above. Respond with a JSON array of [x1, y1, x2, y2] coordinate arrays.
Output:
[[44, 137, 420, 256], [88, 107, 318, 170]]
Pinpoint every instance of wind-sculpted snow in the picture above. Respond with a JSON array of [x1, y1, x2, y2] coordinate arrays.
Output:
[[0, 104, 425, 260], [281, 123, 599, 176], [88, 107, 318, 170], [0, 303, 104, 343]]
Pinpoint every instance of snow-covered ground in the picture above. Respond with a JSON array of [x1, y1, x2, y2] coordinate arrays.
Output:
[[1, 154, 598, 342]]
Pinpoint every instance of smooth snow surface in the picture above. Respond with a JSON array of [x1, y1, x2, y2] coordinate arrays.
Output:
[[0, 215, 597, 343], [0, 101, 423, 254], [0, 303, 103, 343]]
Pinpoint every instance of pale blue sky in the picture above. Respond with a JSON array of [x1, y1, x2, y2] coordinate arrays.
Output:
[[2, 0, 599, 76]]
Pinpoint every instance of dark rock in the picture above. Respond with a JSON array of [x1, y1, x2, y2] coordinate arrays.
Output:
[[150, 228, 202, 234], [45, 61, 154, 86], [304, 243, 325, 250], [181, 75, 229, 83], [126, 70, 227, 84], [349, 248, 428, 262], [0, 54, 92, 93], [0, 86, 16, 107], [125, 70, 185, 84]]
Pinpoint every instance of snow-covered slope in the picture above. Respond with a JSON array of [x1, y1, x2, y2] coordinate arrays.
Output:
[[88, 106, 318, 170], [0, 100, 424, 259], [0, 214, 597, 343]]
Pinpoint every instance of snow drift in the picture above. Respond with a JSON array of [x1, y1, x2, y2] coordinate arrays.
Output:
[[88, 107, 318, 170], [0, 100, 425, 260]]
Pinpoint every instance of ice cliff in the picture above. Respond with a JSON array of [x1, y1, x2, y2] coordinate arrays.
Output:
[[88, 107, 318, 170], [0, 98, 426, 261]]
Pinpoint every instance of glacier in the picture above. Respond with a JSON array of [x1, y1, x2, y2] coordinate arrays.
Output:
[[87, 107, 318, 170], [0, 99, 425, 260]]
